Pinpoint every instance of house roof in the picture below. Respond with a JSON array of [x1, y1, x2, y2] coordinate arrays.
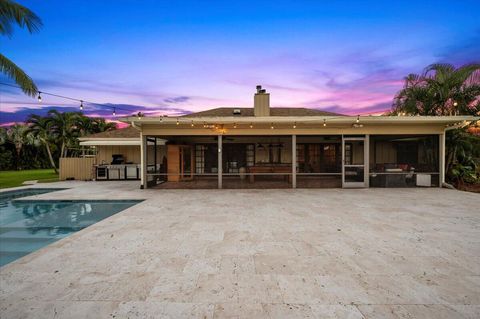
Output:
[[79, 126, 140, 140], [182, 107, 343, 117]]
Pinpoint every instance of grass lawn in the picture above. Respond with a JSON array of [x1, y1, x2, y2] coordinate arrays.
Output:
[[0, 169, 58, 189]]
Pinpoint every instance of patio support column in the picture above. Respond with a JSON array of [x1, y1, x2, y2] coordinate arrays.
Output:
[[439, 132, 445, 187], [292, 134, 296, 188], [140, 133, 147, 189], [218, 134, 222, 189], [365, 134, 370, 188]]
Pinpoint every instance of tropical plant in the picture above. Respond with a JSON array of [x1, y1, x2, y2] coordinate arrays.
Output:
[[47, 110, 82, 158], [6, 124, 27, 167], [391, 63, 480, 187], [0, 0, 43, 96], [76, 116, 116, 135], [91, 117, 116, 133], [450, 161, 478, 186], [25, 114, 58, 173], [392, 63, 480, 116]]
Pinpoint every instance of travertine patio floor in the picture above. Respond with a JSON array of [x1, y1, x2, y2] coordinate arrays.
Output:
[[1, 181, 479, 318]]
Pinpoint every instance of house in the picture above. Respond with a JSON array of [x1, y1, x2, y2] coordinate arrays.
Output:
[[79, 86, 478, 189]]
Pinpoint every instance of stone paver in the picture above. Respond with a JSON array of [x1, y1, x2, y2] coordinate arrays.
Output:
[[1, 181, 479, 318]]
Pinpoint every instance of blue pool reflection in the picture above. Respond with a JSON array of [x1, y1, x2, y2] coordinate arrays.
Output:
[[0, 188, 141, 267]]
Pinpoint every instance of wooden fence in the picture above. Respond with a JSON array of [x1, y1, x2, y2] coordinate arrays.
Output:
[[59, 158, 96, 181]]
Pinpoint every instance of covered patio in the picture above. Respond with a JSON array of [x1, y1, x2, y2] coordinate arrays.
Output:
[[144, 134, 345, 189], [141, 131, 445, 189]]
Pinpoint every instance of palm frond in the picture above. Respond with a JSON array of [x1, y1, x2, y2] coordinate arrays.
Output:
[[0, 53, 38, 96], [0, 0, 43, 37]]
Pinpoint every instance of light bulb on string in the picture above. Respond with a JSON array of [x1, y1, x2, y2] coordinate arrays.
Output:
[[323, 119, 327, 127], [112, 108, 116, 116], [356, 115, 360, 123], [80, 100, 84, 110], [37, 92, 42, 102]]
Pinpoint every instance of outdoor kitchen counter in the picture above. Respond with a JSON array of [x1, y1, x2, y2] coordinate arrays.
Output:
[[95, 164, 140, 180]]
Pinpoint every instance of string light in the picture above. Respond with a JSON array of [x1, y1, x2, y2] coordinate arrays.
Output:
[[0, 82, 141, 117], [176, 118, 179, 125], [250, 123, 253, 128], [270, 123, 274, 129], [453, 101, 458, 106], [356, 115, 360, 123], [233, 123, 237, 128], [293, 122, 296, 129], [112, 108, 116, 116], [191, 120, 194, 127], [323, 119, 327, 127]]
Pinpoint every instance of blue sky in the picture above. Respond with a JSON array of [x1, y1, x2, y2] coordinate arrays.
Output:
[[1, 0, 479, 124]]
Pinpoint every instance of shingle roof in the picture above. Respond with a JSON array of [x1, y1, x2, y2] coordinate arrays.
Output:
[[182, 107, 343, 117], [82, 126, 140, 139]]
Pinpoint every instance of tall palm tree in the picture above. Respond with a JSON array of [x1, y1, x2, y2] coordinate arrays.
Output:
[[25, 114, 57, 173], [47, 110, 81, 158], [6, 124, 27, 167], [0, 0, 42, 96], [392, 63, 480, 116]]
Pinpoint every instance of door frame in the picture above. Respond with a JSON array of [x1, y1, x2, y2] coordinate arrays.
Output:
[[342, 136, 369, 188], [179, 145, 194, 181]]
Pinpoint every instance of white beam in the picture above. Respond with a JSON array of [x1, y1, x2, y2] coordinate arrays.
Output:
[[140, 133, 147, 189], [292, 135, 296, 188], [439, 132, 446, 187], [218, 135, 222, 189], [365, 134, 370, 188]]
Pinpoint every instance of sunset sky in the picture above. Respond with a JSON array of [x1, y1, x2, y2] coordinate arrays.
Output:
[[1, 0, 479, 125]]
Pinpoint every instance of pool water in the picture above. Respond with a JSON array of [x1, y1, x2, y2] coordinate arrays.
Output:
[[0, 188, 141, 267]]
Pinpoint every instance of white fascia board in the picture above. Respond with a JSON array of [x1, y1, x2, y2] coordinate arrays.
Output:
[[119, 115, 479, 126], [79, 140, 141, 146]]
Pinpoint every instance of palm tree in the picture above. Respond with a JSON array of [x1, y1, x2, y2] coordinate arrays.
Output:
[[392, 63, 480, 187], [392, 63, 480, 116], [91, 117, 117, 133], [76, 115, 94, 136], [0, 127, 7, 145], [47, 110, 81, 158], [25, 114, 57, 173], [6, 123, 27, 168], [0, 0, 43, 96]]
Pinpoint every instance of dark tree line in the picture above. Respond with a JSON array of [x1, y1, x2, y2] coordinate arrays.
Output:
[[0, 111, 116, 172]]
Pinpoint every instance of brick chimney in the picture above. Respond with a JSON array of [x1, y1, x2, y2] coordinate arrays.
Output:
[[254, 85, 270, 116]]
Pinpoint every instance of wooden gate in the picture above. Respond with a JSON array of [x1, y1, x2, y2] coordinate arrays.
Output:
[[59, 158, 96, 181]]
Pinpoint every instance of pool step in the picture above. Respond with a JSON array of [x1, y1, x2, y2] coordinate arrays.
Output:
[[0, 237, 56, 252], [0, 228, 72, 238], [0, 251, 30, 266], [0, 226, 82, 236]]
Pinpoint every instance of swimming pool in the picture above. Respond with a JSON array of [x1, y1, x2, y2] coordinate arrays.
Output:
[[0, 188, 141, 267]]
